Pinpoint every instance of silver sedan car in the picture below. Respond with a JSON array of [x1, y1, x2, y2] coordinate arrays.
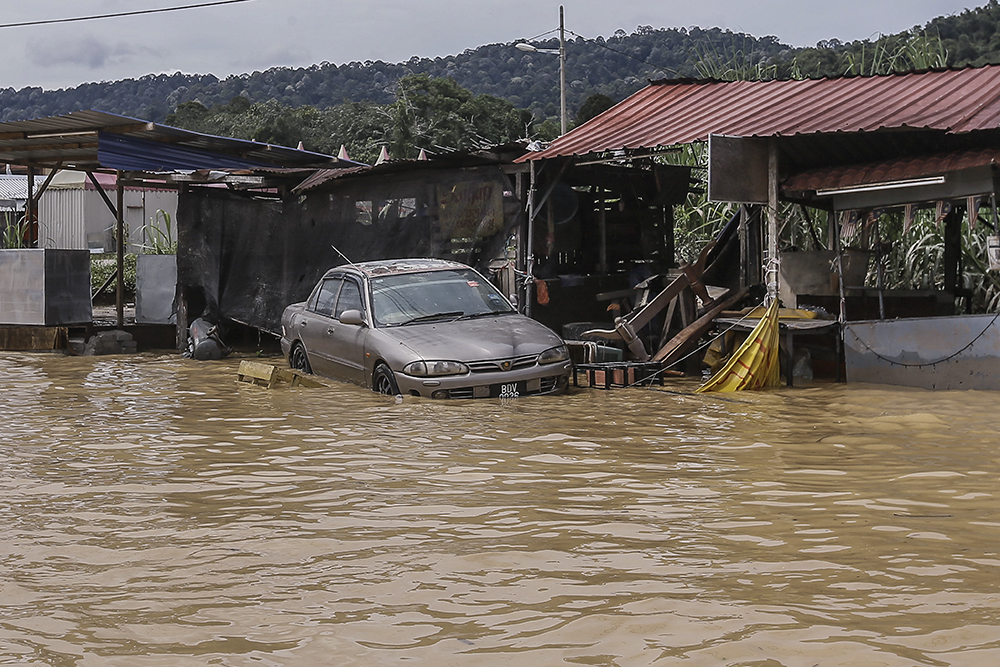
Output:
[[280, 258, 572, 398]]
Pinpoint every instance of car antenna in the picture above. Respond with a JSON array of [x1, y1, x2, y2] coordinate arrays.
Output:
[[330, 244, 362, 272]]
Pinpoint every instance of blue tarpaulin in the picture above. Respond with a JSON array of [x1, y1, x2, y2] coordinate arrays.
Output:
[[98, 131, 281, 171]]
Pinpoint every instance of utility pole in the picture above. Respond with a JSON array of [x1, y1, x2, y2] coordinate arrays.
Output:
[[559, 5, 567, 135]]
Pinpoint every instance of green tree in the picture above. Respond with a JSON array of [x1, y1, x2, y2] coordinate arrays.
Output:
[[575, 93, 615, 125], [387, 74, 532, 158]]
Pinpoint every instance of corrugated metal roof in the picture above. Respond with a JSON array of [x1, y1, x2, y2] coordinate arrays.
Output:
[[783, 147, 1000, 193], [0, 110, 363, 172], [0, 174, 45, 201], [519, 66, 1000, 163], [292, 149, 516, 194]]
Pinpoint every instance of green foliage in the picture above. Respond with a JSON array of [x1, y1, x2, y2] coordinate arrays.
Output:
[[164, 76, 535, 163], [0, 25, 790, 129], [692, 34, 779, 81], [91, 253, 137, 294], [877, 209, 1000, 314], [840, 31, 949, 77], [387, 74, 531, 157], [5, 2, 995, 130], [141, 209, 176, 255], [1, 213, 29, 249], [575, 93, 615, 125]]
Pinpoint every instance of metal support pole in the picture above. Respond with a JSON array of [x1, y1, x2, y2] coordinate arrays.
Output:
[[559, 5, 567, 135], [525, 160, 536, 317], [26, 166, 35, 247], [116, 172, 125, 328]]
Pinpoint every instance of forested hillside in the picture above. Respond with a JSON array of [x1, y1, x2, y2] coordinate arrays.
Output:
[[2, 1, 1000, 160], [0, 26, 787, 125]]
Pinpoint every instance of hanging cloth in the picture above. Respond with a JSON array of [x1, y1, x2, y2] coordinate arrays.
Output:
[[696, 300, 781, 393]]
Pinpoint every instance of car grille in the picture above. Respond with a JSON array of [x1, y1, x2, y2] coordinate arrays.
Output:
[[444, 374, 563, 399], [467, 354, 538, 373]]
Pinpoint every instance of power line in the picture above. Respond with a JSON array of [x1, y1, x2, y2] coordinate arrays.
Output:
[[0, 0, 253, 30], [567, 29, 680, 76]]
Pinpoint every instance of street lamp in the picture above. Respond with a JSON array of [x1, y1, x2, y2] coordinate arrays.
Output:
[[515, 5, 567, 134]]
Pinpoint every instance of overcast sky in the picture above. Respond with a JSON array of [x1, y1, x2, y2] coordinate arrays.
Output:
[[0, 0, 983, 91]]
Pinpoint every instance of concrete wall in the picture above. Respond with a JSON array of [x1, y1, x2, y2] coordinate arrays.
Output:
[[0, 249, 91, 325], [135, 254, 177, 324], [844, 315, 1000, 390]]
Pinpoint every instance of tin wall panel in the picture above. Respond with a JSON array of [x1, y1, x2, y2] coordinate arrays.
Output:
[[844, 315, 1000, 390], [38, 190, 86, 250]]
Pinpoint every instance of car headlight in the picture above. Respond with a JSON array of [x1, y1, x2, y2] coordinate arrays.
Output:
[[403, 360, 470, 377], [537, 345, 570, 364]]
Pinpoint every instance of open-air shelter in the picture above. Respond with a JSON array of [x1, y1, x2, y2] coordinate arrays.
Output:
[[0, 109, 357, 337], [518, 65, 1000, 388]]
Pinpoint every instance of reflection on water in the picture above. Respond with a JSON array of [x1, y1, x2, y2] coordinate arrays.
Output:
[[2, 352, 1000, 665]]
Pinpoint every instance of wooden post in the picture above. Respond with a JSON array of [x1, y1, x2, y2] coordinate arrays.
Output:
[[663, 203, 675, 268], [116, 171, 125, 327], [767, 140, 780, 303], [739, 204, 748, 288], [598, 188, 607, 274], [944, 206, 962, 297]]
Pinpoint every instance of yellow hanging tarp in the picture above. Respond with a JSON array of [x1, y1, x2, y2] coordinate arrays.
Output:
[[695, 300, 780, 393]]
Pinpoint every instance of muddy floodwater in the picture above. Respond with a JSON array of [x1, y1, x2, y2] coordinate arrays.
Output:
[[3, 352, 1000, 666]]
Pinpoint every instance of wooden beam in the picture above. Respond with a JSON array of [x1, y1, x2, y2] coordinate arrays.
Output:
[[653, 287, 749, 368], [626, 273, 690, 332], [87, 171, 119, 219], [98, 123, 156, 135], [0, 141, 98, 153], [33, 163, 62, 199]]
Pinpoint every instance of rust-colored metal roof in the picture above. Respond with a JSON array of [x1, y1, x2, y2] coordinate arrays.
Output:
[[783, 147, 1000, 193], [519, 66, 1000, 162]]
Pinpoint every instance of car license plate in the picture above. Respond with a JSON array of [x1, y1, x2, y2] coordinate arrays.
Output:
[[490, 381, 525, 398]]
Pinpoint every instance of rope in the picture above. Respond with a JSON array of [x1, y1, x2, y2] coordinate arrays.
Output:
[[845, 312, 1000, 368]]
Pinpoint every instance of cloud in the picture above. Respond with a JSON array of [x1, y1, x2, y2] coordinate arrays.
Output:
[[30, 35, 153, 71]]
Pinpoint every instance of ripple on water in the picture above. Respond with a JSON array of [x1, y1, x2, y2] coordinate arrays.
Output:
[[0, 354, 999, 664]]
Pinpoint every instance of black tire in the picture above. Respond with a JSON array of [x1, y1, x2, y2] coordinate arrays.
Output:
[[289, 343, 312, 374], [372, 362, 400, 396]]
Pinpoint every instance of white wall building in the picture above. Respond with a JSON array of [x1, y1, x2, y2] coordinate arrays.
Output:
[[36, 171, 177, 252]]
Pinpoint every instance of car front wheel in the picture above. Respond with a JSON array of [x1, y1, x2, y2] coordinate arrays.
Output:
[[372, 362, 400, 395], [289, 343, 312, 374]]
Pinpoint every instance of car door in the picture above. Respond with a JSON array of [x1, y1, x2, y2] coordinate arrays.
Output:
[[296, 276, 342, 377], [326, 276, 368, 384]]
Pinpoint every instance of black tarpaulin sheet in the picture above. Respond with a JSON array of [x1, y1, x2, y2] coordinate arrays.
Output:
[[177, 166, 518, 334]]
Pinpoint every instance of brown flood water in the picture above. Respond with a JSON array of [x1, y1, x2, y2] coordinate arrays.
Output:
[[2, 352, 1000, 666]]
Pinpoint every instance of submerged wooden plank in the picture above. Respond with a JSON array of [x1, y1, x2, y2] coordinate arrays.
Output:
[[237, 360, 279, 388], [237, 360, 327, 389], [0, 326, 67, 351]]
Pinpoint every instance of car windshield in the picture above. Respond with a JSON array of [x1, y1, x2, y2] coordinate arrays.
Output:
[[370, 268, 514, 327]]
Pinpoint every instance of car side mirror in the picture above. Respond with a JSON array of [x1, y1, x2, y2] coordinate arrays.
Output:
[[339, 309, 365, 326]]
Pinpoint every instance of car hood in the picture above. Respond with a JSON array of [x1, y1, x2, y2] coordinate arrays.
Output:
[[381, 314, 563, 362]]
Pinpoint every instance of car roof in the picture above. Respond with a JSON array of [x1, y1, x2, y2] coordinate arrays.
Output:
[[323, 258, 470, 279]]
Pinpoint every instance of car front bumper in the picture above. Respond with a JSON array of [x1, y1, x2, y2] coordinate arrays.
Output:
[[393, 361, 574, 399]]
